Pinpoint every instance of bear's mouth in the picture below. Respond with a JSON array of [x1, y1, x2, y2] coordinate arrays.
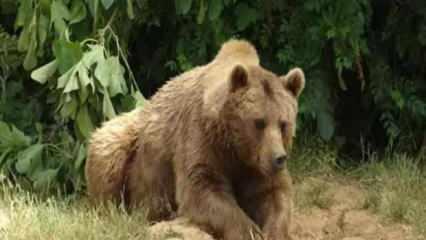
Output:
[[254, 155, 271, 177]]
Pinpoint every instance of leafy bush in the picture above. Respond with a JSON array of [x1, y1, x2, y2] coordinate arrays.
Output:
[[0, 121, 85, 192], [0, 0, 425, 192]]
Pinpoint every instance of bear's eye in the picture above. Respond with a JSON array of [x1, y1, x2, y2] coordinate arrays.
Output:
[[254, 119, 266, 130], [280, 121, 288, 133]]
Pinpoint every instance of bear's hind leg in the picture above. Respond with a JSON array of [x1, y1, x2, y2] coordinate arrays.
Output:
[[126, 145, 176, 222]]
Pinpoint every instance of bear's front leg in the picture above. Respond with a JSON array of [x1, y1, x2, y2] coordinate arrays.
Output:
[[257, 190, 292, 240], [176, 166, 264, 240]]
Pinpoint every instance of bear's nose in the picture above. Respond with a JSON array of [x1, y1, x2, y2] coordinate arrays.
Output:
[[273, 155, 287, 169]]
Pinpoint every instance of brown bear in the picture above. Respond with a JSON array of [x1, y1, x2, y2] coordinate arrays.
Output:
[[85, 39, 305, 240]]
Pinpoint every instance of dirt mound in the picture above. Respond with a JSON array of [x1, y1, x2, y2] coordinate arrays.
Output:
[[291, 178, 422, 240], [148, 178, 424, 240], [291, 208, 415, 240]]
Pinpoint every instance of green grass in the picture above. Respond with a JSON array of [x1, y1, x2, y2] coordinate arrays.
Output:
[[294, 178, 334, 210], [288, 136, 340, 178], [355, 153, 426, 235], [0, 183, 149, 240]]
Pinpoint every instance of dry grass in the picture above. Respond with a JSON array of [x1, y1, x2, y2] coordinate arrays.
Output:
[[357, 153, 426, 235], [0, 183, 149, 240], [294, 179, 334, 210]]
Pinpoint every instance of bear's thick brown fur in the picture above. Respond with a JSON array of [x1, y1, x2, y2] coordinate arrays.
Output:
[[85, 39, 305, 240]]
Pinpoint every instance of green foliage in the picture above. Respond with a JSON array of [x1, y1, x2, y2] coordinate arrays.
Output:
[[0, 121, 85, 192], [1, 0, 144, 192], [175, 0, 192, 15], [13, 0, 144, 140], [0, 0, 425, 193], [0, 26, 21, 70]]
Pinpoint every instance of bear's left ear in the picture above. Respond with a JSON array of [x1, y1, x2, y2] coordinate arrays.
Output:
[[280, 68, 305, 98]]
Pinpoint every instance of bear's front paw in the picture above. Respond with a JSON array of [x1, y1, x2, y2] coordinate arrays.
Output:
[[224, 222, 264, 240]]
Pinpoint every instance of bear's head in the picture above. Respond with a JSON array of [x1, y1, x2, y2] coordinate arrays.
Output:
[[203, 64, 305, 175]]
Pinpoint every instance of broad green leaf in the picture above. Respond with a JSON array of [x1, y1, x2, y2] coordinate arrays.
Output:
[[23, 34, 38, 70], [127, 0, 135, 19], [75, 45, 105, 93], [107, 57, 127, 97], [326, 29, 336, 39], [51, 0, 71, 33], [15, 0, 33, 27], [391, 90, 404, 109], [15, 144, 44, 174], [101, 0, 115, 10], [0, 122, 11, 145], [51, 0, 71, 21], [79, 85, 90, 103], [57, 66, 75, 89], [74, 144, 86, 170], [40, 0, 52, 14], [0, 148, 12, 168], [103, 92, 116, 119], [63, 72, 79, 93], [12, 126, 32, 147], [77, 65, 94, 90], [53, 18, 67, 35], [235, 3, 258, 31], [53, 40, 83, 74], [208, 0, 223, 21], [94, 58, 110, 88], [132, 91, 146, 108], [70, 0, 87, 24], [31, 60, 58, 84], [37, 14, 49, 57], [175, 0, 192, 15], [78, 66, 90, 87], [317, 112, 335, 141], [120, 94, 136, 111], [0, 122, 31, 149], [94, 56, 127, 96], [59, 64, 91, 94], [17, 27, 31, 52], [197, 0, 207, 24], [65, 93, 72, 102], [81, 45, 105, 67], [85, 0, 99, 17], [76, 104, 94, 138], [22, 13, 38, 70], [32, 168, 59, 189]]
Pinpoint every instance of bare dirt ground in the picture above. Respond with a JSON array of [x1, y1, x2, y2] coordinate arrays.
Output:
[[148, 177, 424, 240], [290, 177, 421, 240]]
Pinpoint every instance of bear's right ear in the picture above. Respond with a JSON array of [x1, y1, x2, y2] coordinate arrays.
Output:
[[203, 64, 249, 118]]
